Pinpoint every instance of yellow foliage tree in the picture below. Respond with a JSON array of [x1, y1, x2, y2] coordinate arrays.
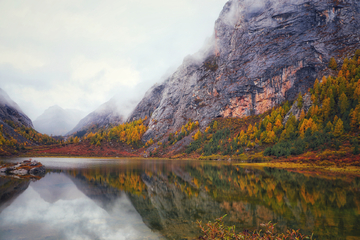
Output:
[[299, 109, 306, 120], [329, 57, 337, 70], [213, 121, 218, 130], [264, 131, 277, 143], [74, 136, 80, 143], [266, 122, 272, 132], [273, 118, 283, 133], [299, 118, 318, 138], [193, 130, 202, 141], [205, 126, 211, 133], [333, 118, 344, 137]]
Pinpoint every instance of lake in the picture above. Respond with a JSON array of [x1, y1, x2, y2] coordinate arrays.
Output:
[[0, 158, 360, 240]]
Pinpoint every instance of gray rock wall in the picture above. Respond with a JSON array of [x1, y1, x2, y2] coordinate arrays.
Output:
[[129, 0, 360, 142]]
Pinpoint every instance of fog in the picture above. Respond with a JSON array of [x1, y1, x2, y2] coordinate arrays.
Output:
[[0, 0, 229, 120]]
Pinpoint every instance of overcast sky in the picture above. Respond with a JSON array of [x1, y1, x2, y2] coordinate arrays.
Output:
[[0, 0, 228, 120]]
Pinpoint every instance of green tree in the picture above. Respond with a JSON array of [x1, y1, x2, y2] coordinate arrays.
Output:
[[339, 92, 349, 115], [322, 97, 331, 120]]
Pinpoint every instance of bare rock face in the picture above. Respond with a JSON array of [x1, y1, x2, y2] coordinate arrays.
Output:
[[129, 0, 360, 142], [283, 93, 313, 125]]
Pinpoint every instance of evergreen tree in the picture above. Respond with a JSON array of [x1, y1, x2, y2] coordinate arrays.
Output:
[[339, 92, 349, 115], [322, 98, 331, 121]]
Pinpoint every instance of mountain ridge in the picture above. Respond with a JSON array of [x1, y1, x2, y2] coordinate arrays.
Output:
[[0, 88, 33, 129], [67, 98, 125, 136]]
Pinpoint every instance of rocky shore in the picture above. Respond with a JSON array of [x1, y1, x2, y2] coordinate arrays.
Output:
[[0, 159, 45, 177]]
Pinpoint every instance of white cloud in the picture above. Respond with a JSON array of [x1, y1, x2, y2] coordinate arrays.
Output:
[[70, 56, 140, 88], [0, 45, 46, 71], [0, 0, 229, 120]]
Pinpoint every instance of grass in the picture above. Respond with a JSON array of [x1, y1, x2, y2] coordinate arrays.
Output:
[[197, 215, 313, 240]]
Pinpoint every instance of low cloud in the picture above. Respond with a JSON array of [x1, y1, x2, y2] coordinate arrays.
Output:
[[0, 0, 228, 120]]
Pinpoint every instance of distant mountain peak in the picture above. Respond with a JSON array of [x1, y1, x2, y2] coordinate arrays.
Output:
[[34, 105, 86, 136]]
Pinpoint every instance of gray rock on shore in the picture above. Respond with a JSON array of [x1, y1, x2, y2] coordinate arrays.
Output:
[[0, 160, 45, 177]]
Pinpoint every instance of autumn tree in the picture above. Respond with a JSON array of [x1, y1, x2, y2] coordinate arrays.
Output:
[[297, 92, 303, 109], [193, 130, 202, 141], [273, 118, 283, 134], [329, 57, 337, 70], [350, 106, 360, 130], [213, 121, 218, 130], [266, 122, 272, 132], [264, 131, 277, 143], [299, 109, 306, 120], [333, 118, 344, 137]]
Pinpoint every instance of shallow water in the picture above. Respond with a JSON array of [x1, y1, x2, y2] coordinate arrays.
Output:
[[0, 158, 360, 240]]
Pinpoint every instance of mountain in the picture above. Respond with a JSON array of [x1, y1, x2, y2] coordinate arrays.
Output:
[[0, 88, 33, 129], [67, 98, 126, 136], [129, 0, 360, 142], [33, 105, 86, 136], [0, 88, 36, 146]]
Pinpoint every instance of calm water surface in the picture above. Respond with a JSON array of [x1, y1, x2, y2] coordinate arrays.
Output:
[[0, 158, 360, 240]]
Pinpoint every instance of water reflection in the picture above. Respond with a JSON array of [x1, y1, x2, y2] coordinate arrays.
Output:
[[0, 177, 30, 214], [0, 171, 162, 240], [0, 158, 360, 239]]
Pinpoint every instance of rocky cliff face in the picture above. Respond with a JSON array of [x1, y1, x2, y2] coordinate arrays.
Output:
[[0, 88, 33, 129], [0, 88, 36, 145], [129, 0, 360, 142]]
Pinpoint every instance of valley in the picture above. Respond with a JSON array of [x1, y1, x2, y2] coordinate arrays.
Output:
[[1, 0, 360, 238]]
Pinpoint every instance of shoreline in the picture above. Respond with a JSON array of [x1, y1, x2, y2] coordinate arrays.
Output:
[[2, 154, 360, 177]]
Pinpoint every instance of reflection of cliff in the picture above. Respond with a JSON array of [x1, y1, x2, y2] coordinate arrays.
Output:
[[64, 169, 275, 239], [128, 173, 225, 239], [68, 173, 123, 212], [0, 177, 30, 214], [63, 165, 360, 240]]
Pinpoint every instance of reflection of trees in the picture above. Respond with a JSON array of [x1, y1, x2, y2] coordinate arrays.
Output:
[[65, 164, 360, 240], [68, 168, 146, 197], [0, 177, 30, 214], [183, 165, 360, 239]]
